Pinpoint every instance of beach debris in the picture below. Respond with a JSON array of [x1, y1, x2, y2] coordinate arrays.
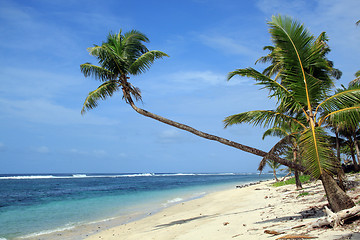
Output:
[[310, 205, 360, 229], [232, 233, 242, 238], [264, 229, 285, 235], [301, 207, 321, 218], [291, 224, 306, 229], [223, 222, 229, 226], [276, 234, 317, 239]]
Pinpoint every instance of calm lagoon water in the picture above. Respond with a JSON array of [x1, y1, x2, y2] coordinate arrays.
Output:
[[0, 173, 273, 239]]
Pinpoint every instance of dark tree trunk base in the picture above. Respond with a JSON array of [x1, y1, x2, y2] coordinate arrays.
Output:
[[321, 172, 355, 212]]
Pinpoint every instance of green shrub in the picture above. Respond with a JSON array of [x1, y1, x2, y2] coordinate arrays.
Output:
[[297, 192, 310, 197], [272, 175, 311, 187]]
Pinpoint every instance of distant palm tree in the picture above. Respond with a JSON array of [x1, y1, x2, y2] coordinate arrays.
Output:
[[80, 30, 303, 172], [225, 15, 360, 212], [261, 123, 304, 189], [266, 159, 282, 181], [327, 84, 360, 171]]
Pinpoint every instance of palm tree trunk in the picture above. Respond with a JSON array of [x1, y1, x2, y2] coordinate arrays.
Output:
[[293, 148, 302, 190], [349, 141, 359, 171], [335, 129, 345, 190], [126, 96, 356, 213], [125, 96, 306, 172], [273, 168, 279, 182], [320, 171, 355, 212], [352, 133, 360, 172]]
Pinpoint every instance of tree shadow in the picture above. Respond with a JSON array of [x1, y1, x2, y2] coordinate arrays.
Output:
[[153, 206, 271, 231], [154, 215, 214, 229]]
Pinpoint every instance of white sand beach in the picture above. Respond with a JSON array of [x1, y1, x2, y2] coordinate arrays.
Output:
[[85, 174, 360, 240]]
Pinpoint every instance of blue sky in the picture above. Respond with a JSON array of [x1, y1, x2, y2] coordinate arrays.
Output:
[[1, 0, 359, 174]]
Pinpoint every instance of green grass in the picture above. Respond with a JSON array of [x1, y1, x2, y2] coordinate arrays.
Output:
[[297, 192, 310, 198], [272, 175, 311, 187]]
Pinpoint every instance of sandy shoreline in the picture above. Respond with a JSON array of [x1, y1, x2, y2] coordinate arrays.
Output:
[[84, 175, 360, 240]]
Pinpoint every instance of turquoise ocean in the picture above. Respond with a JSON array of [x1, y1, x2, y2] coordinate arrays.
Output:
[[0, 173, 273, 239]]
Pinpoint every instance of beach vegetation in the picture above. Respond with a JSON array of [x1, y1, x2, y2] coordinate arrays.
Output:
[[225, 15, 360, 212], [297, 192, 310, 198], [272, 175, 311, 187], [81, 17, 360, 213], [260, 122, 304, 189], [80, 30, 303, 176]]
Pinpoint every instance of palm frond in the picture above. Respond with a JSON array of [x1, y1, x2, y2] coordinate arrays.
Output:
[[299, 127, 336, 179], [81, 80, 119, 114], [317, 87, 360, 114], [349, 72, 360, 87], [268, 15, 333, 110], [129, 50, 169, 75], [258, 134, 293, 172], [80, 63, 114, 81], [262, 127, 289, 140], [319, 106, 360, 127], [355, 70, 360, 78], [224, 110, 306, 129]]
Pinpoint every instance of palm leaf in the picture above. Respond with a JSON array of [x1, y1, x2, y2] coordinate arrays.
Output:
[[227, 68, 304, 113], [129, 50, 169, 75], [258, 134, 294, 172], [268, 15, 332, 110], [81, 80, 119, 114], [319, 106, 360, 127], [317, 88, 360, 114], [299, 127, 336, 179], [262, 127, 289, 140], [224, 110, 306, 129], [80, 63, 114, 81]]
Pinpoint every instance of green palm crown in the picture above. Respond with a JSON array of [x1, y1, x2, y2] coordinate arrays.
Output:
[[80, 30, 169, 114], [225, 15, 360, 179]]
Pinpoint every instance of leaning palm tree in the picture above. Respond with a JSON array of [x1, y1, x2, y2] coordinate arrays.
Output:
[[225, 15, 360, 212], [80, 30, 304, 172]]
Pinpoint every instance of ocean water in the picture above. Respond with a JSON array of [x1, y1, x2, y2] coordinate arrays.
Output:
[[0, 173, 273, 239]]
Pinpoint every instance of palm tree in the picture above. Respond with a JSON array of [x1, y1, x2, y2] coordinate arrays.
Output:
[[261, 124, 304, 189], [337, 125, 360, 171], [225, 15, 360, 212], [327, 84, 360, 171], [266, 159, 282, 181], [80, 30, 305, 173]]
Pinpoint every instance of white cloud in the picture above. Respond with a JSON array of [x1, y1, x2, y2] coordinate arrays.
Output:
[[158, 129, 185, 143], [168, 70, 250, 89], [255, 0, 308, 16], [33, 146, 50, 154], [93, 150, 107, 156], [0, 67, 83, 100], [254, 0, 360, 83], [0, 142, 5, 152], [197, 34, 258, 57], [118, 153, 127, 158], [0, 98, 118, 126], [68, 148, 110, 158]]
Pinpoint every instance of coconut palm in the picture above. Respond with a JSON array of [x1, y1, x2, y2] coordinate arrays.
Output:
[[260, 123, 304, 189], [266, 159, 282, 181], [80, 29, 305, 173], [327, 84, 360, 171], [225, 15, 360, 212]]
